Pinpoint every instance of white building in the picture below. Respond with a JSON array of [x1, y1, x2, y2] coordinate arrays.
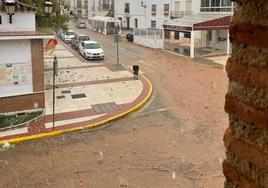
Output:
[[171, 0, 200, 18], [88, 0, 114, 20], [163, 0, 236, 58], [69, 0, 89, 18], [114, 0, 171, 29], [0, 0, 53, 115]]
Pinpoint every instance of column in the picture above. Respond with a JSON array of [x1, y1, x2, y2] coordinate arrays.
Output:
[[226, 30, 230, 55], [190, 30, 195, 58]]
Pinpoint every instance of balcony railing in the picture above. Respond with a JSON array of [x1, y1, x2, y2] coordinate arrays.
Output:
[[170, 11, 192, 18]]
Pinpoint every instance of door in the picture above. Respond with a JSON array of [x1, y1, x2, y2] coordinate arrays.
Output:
[[135, 18, 138, 28], [126, 17, 130, 29]]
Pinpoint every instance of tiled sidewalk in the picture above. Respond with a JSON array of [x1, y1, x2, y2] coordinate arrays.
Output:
[[0, 41, 152, 143]]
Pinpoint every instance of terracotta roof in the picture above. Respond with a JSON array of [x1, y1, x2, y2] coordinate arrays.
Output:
[[0, 0, 37, 12]]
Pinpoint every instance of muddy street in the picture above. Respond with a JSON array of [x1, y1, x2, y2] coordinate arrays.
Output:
[[0, 26, 228, 188]]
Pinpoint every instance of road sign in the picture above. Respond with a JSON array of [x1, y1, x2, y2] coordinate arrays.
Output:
[[114, 34, 121, 43]]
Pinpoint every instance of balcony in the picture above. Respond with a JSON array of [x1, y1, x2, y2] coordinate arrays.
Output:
[[170, 11, 192, 19]]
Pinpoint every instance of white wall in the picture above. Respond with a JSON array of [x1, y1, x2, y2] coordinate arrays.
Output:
[[0, 40, 33, 97], [0, 12, 36, 32], [134, 36, 163, 49], [114, 0, 171, 29]]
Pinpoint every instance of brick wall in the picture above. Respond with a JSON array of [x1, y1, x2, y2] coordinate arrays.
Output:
[[31, 39, 45, 92], [223, 0, 268, 187], [0, 92, 45, 113]]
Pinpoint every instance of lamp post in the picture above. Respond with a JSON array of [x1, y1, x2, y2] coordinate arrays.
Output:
[[4, 0, 16, 24], [52, 56, 58, 129], [113, 22, 120, 65], [44, 1, 53, 15]]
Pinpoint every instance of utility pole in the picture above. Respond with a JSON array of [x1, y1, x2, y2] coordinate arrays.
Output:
[[113, 23, 120, 65]]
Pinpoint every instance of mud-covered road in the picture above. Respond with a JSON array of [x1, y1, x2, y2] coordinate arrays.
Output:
[[0, 24, 228, 188]]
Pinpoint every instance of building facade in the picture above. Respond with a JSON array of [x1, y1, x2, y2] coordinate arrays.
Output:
[[163, 0, 235, 57], [88, 0, 114, 19], [0, 1, 53, 114], [114, 0, 171, 29], [69, 0, 89, 18]]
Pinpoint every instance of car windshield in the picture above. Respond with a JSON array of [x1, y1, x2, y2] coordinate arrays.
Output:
[[67, 32, 75, 35], [85, 43, 101, 49], [79, 36, 89, 41]]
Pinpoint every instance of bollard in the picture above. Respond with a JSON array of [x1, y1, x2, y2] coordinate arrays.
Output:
[[133, 65, 139, 80]]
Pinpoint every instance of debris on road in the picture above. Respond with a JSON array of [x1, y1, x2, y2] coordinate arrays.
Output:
[[1, 141, 14, 151]]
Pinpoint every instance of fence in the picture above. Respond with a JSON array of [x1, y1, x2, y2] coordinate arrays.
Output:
[[133, 28, 163, 49]]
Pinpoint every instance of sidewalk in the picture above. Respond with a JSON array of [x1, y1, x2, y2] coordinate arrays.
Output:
[[0, 41, 152, 144]]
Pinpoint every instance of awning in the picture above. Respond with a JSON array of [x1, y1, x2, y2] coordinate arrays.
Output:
[[163, 13, 231, 32], [94, 11, 110, 17]]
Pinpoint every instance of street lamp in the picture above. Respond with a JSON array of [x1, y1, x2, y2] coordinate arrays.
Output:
[[44, 1, 53, 15], [113, 21, 120, 65], [4, 0, 16, 24]]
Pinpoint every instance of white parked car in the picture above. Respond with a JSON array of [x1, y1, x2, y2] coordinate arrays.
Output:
[[62, 30, 76, 43], [79, 41, 104, 60]]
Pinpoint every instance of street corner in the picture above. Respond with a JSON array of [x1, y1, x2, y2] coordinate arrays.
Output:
[[0, 42, 153, 145]]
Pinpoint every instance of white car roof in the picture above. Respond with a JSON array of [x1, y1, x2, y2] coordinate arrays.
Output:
[[83, 40, 98, 44], [78, 34, 89, 37]]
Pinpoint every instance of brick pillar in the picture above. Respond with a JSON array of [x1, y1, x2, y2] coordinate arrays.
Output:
[[223, 0, 268, 187], [31, 39, 44, 92]]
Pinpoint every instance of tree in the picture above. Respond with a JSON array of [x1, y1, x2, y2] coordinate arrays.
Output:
[[21, 0, 69, 31]]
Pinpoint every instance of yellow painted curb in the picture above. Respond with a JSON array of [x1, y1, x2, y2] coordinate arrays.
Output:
[[0, 74, 153, 146]]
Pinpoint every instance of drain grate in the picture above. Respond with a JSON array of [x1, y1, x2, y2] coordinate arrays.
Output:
[[91, 102, 118, 114], [71, 93, 87, 99], [57, 95, 65, 99], [62, 90, 71, 94]]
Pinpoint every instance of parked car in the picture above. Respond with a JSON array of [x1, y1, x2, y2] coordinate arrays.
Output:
[[62, 30, 76, 43], [126, 32, 134, 42], [79, 41, 104, 60], [76, 20, 87, 29], [71, 34, 90, 50]]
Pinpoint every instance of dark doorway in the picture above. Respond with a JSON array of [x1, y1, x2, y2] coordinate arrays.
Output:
[[135, 18, 138, 28], [126, 17, 130, 29]]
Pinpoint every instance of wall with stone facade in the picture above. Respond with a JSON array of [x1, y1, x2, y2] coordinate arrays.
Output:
[[224, 0, 268, 187]]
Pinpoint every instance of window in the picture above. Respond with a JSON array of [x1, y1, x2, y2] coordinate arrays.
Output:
[[186, 1, 192, 12], [77, 9, 82, 16], [135, 18, 138, 28], [125, 3, 130, 13], [84, 0, 88, 8], [151, 20, 156, 28], [184, 32, 191, 38], [201, 0, 210, 7], [164, 4, 169, 16], [77, 0, 82, 8], [207, 30, 212, 41], [211, 0, 220, 7], [201, 0, 233, 12], [151, 4, 156, 16], [174, 1, 180, 11], [0, 15, 2, 24]]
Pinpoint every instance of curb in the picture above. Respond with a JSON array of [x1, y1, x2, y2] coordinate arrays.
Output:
[[0, 74, 153, 146]]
